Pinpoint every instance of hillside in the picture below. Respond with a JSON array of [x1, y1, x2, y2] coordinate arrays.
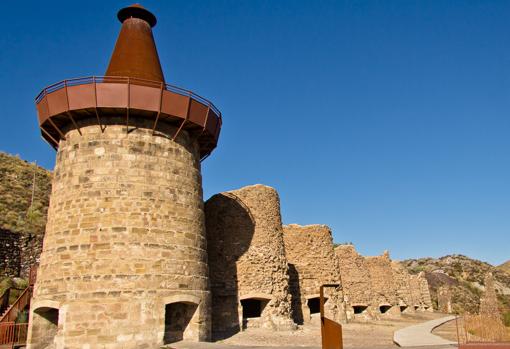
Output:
[[0, 152, 52, 235], [402, 254, 510, 317], [498, 261, 510, 274]]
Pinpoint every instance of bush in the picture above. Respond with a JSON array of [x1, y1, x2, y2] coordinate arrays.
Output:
[[503, 312, 510, 327]]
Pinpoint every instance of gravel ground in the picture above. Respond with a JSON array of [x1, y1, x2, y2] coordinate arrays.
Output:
[[165, 312, 452, 349]]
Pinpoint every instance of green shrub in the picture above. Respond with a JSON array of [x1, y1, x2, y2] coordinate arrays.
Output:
[[503, 311, 510, 327]]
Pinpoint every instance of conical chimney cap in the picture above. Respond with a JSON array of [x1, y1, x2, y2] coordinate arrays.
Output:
[[105, 4, 165, 82]]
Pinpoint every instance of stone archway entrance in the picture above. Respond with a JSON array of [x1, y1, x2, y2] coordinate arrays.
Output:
[[29, 307, 59, 349], [379, 304, 392, 314], [352, 304, 368, 315], [240, 297, 270, 329], [307, 297, 321, 315], [163, 302, 199, 344]]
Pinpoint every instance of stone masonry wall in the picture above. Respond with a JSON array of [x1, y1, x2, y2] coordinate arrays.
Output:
[[0, 229, 21, 278], [334, 244, 375, 320], [391, 261, 414, 313], [282, 224, 346, 324], [0, 229, 43, 278], [438, 286, 453, 314], [418, 272, 434, 311], [365, 252, 400, 316], [409, 275, 424, 310], [480, 273, 501, 320], [205, 184, 294, 338], [28, 120, 211, 349]]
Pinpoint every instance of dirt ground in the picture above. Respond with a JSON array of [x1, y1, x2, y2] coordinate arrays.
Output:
[[206, 311, 447, 348]]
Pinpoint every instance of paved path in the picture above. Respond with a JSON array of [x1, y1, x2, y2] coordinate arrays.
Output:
[[167, 340, 455, 349], [393, 315, 458, 347]]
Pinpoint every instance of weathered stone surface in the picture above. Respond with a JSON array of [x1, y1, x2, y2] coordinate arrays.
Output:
[[335, 244, 376, 320], [438, 286, 453, 314], [480, 273, 501, 320], [418, 272, 434, 311], [205, 184, 294, 338], [391, 261, 415, 313], [28, 120, 210, 349], [409, 272, 433, 312], [365, 252, 400, 316], [0, 229, 43, 278], [283, 224, 346, 324]]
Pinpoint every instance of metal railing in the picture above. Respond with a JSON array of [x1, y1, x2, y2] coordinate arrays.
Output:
[[0, 287, 32, 324], [35, 76, 222, 117], [0, 322, 28, 348], [0, 289, 10, 316]]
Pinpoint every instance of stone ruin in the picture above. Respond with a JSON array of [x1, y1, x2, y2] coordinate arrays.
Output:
[[205, 185, 294, 338], [418, 272, 434, 311], [438, 286, 453, 314], [479, 272, 501, 321], [365, 252, 401, 316], [334, 245, 376, 319], [282, 224, 346, 325], [408, 273, 434, 312], [391, 261, 415, 314]]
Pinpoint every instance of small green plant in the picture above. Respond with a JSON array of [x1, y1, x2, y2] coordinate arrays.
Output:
[[503, 311, 510, 327]]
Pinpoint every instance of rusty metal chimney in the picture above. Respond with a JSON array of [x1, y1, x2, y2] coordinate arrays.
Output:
[[105, 4, 165, 82]]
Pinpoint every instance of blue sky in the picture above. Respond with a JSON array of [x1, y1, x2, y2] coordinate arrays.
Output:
[[1, 1, 509, 265]]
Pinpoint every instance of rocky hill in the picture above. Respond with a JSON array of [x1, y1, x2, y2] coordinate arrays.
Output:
[[0, 152, 52, 235], [402, 255, 510, 318], [498, 261, 510, 274]]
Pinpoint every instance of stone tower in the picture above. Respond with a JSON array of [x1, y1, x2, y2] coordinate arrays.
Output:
[[480, 273, 501, 321], [205, 185, 295, 337], [283, 224, 346, 325], [28, 5, 222, 349]]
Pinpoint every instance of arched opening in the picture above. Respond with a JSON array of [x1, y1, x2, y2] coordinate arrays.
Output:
[[240, 298, 269, 329], [163, 302, 198, 344], [414, 305, 419, 310], [424, 306, 430, 310], [241, 298, 268, 319], [30, 307, 59, 349], [400, 305, 408, 312], [379, 305, 392, 314], [352, 305, 368, 314], [307, 297, 322, 315]]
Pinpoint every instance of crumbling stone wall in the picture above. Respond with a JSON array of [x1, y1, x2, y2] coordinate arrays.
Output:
[[418, 272, 434, 311], [282, 224, 346, 324], [29, 121, 211, 349], [480, 273, 501, 320], [409, 275, 423, 310], [19, 233, 43, 278], [365, 252, 400, 316], [391, 261, 414, 313], [205, 184, 294, 338], [335, 244, 375, 319], [438, 286, 453, 314], [0, 229, 21, 278], [0, 229, 43, 278]]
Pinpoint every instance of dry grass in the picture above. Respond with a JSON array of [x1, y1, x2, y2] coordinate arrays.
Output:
[[457, 314, 510, 343]]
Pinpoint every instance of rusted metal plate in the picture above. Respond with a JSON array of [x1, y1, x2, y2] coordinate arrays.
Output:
[[36, 97, 49, 125], [322, 318, 343, 349], [189, 99, 209, 126], [67, 84, 95, 110], [129, 84, 161, 112], [96, 83, 128, 108], [459, 344, 510, 349], [320, 284, 343, 349], [161, 91, 189, 119], [46, 88, 68, 116]]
